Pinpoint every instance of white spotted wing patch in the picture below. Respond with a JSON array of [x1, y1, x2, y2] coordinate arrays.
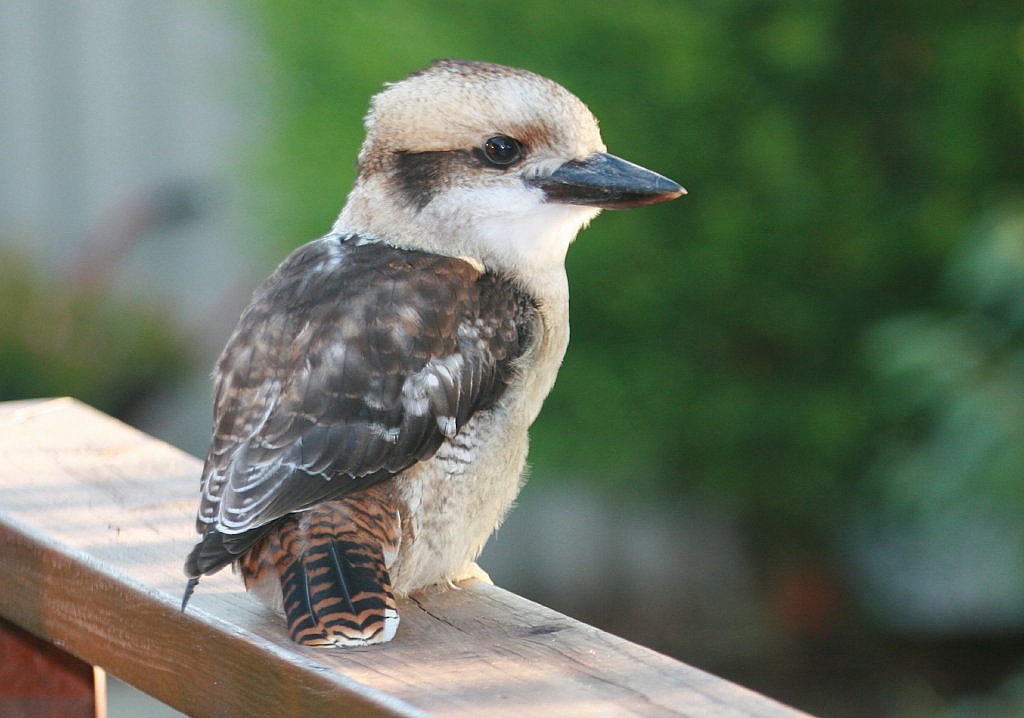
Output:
[[436, 415, 457, 438]]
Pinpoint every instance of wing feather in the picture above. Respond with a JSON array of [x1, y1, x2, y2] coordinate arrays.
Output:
[[187, 235, 534, 575]]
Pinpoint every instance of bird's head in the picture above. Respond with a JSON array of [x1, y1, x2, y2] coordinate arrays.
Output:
[[334, 60, 684, 291]]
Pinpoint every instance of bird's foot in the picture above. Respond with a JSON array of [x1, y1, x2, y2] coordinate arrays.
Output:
[[451, 561, 493, 587]]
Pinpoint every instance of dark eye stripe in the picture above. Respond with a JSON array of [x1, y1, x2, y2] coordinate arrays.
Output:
[[393, 150, 474, 211]]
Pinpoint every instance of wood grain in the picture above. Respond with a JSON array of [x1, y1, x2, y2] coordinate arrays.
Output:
[[0, 398, 808, 717]]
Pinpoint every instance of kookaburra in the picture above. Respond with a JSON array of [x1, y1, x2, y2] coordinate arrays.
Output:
[[183, 59, 683, 646]]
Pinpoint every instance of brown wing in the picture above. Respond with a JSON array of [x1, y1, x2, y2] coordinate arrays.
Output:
[[185, 235, 534, 576]]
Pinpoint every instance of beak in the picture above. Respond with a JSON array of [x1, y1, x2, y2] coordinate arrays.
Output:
[[528, 152, 685, 209]]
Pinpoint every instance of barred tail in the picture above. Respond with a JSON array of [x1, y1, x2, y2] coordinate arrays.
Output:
[[240, 487, 401, 647]]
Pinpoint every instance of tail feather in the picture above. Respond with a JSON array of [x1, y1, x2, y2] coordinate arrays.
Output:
[[280, 533, 397, 645], [241, 489, 401, 647]]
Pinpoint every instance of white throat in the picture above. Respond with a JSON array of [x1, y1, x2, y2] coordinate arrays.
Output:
[[333, 177, 598, 303]]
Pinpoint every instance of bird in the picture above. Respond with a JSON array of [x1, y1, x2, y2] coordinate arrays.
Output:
[[182, 59, 684, 647]]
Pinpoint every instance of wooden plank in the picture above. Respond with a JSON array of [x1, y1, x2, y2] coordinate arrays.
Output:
[[0, 398, 808, 717], [0, 617, 98, 718]]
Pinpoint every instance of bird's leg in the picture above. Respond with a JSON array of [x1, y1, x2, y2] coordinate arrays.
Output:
[[240, 485, 402, 647]]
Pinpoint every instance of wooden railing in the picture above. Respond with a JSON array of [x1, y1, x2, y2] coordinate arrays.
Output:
[[0, 398, 808, 717]]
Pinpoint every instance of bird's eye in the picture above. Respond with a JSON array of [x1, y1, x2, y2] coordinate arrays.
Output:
[[482, 136, 523, 167]]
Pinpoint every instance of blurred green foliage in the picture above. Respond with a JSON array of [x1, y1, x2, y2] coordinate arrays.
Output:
[[864, 205, 1024, 522], [0, 247, 187, 417], [848, 204, 1024, 632], [241, 0, 1024, 533]]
